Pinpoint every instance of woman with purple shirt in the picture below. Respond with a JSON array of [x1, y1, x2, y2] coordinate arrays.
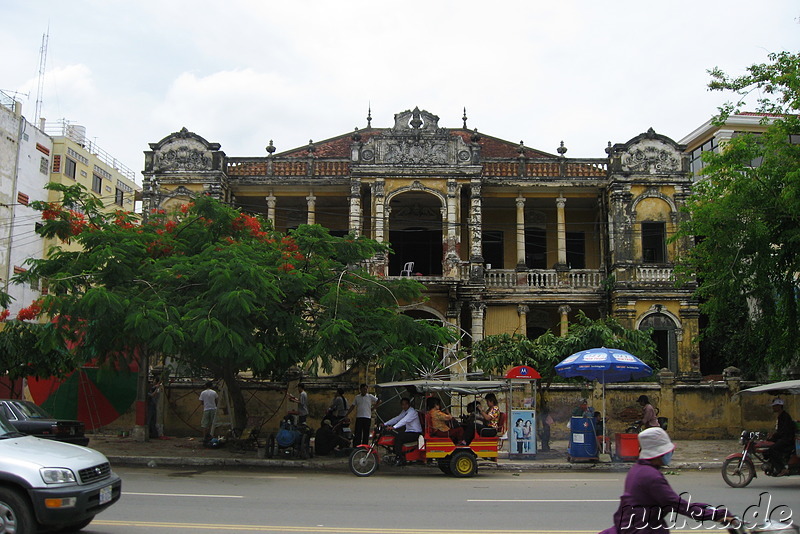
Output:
[[599, 428, 732, 534]]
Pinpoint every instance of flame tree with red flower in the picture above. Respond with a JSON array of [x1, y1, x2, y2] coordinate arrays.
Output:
[[14, 182, 454, 430]]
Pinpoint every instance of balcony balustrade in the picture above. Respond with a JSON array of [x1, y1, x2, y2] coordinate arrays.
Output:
[[635, 266, 674, 283]]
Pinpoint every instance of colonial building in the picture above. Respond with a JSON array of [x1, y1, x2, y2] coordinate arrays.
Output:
[[142, 107, 699, 379]]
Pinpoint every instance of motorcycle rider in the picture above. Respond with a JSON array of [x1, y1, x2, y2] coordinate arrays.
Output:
[[383, 397, 422, 465], [600, 427, 734, 533], [765, 398, 796, 476]]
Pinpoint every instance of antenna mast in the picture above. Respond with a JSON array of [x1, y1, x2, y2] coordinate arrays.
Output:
[[34, 28, 49, 123]]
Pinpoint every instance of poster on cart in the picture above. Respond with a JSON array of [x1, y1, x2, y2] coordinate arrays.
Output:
[[509, 409, 536, 458]]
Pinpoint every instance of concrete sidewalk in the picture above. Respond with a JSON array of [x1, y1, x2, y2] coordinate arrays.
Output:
[[86, 433, 737, 472]]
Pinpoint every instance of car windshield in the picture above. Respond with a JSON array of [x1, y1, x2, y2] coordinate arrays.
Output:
[[0, 412, 22, 437], [11, 401, 52, 419]]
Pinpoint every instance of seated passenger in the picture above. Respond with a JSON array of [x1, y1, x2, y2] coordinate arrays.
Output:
[[476, 393, 500, 437], [383, 397, 422, 465], [426, 397, 466, 445]]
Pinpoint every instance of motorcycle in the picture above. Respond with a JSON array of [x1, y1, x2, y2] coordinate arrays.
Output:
[[722, 430, 800, 487], [348, 424, 425, 476]]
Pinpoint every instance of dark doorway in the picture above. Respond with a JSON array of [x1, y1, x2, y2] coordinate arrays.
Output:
[[525, 228, 547, 268], [388, 228, 443, 275], [483, 230, 504, 269]]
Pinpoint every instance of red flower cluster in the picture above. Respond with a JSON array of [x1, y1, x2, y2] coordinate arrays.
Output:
[[67, 210, 87, 235], [0, 309, 10, 321], [16, 300, 43, 321], [232, 213, 269, 240]]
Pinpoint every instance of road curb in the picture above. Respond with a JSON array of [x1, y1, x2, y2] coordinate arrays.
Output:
[[107, 455, 723, 472]]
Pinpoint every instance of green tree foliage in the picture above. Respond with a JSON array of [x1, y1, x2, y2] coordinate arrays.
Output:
[[14, 183, 453, 429], [472, 311, 658, 405], [676, 52, 800, 377]]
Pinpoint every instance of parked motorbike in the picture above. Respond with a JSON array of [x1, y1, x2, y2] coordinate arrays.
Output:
[[266, 415, 313, 459], [722, 430, 800, 487]]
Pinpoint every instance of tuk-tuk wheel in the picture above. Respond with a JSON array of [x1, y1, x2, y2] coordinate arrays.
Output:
[[438, 457, 452, 475], [449, 450, 477, 477]]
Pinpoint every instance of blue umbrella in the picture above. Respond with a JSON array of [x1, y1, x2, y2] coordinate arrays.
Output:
[[556, 348, 653, 453]]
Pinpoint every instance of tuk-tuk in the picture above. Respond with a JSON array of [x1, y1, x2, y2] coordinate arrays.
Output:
[[348, 379, 508, 477]]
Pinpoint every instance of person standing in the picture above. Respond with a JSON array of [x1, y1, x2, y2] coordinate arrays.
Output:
[[289, 383, 309, 425], [348, 383, 380, 446], [637, 395, 660, 429], [198, 381, 218, 442], [765, 398, 796, 476], [147, 376, 163, 439], [327, 388, 348, 425]]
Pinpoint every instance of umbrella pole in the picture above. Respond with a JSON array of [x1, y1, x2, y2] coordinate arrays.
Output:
[[602, 382, 606, 455]]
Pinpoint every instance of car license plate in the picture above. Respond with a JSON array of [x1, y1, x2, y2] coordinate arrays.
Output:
[[99, 485, 112, 505]]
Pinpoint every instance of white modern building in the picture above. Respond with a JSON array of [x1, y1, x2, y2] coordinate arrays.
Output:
[[0, 91, 52, 315]]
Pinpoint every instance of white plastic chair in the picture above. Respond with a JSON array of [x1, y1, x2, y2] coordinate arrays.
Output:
[[400, 262, 414, 276]]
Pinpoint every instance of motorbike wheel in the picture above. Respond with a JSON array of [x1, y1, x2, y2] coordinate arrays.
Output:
[[721, 457, 755, 488], [349, 448, 378, 477], [438, 457, 452, 475], [449, 450, 477, 478]]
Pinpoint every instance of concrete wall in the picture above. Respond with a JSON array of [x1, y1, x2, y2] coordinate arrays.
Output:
[[102, 369, 798, 442]]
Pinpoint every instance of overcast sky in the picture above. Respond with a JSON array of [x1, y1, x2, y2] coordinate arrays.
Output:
[[3, 1, 798, 184]]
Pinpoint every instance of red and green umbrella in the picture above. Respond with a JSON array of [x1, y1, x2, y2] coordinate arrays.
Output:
[[27, 362, 138, 431]]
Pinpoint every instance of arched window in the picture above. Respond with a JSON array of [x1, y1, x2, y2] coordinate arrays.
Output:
[[639, 313, 678, 372]]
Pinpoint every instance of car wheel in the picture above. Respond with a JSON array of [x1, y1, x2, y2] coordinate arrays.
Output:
[[57, 516, 94, 532], [449, 450, 477, 478], [0, 487, 34, 534]]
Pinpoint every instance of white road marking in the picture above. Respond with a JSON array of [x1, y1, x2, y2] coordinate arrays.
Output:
[[125, 492, 244, 498], [468, 499, 618, 502]]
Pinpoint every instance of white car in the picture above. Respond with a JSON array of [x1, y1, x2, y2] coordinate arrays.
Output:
[[0, 411, 121, 532]]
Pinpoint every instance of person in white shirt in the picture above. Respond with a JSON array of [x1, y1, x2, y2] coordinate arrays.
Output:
[[288, 383, 309, 425], [198, 381, 218, 442], [383, 397, 422, 465], [347, 384, 380, 445]]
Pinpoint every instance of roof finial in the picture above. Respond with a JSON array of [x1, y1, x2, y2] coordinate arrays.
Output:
[[557, 140, 568, 157], [462, 107, 468, 129], [367, 103, 372, 128], [307, 139, 316, 154], [266, 139, 276, 155]]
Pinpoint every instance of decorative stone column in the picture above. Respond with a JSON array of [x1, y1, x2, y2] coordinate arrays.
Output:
[[348, 178, 362, 237], [306, 193, 316, 225], [374, 179, 386, 244], [266, 192, 276, 225], [373, 180, 387, 276], [443, 179, 461, 278], [516, 196, 526, 269], [469, 179, 484, 280], [470, 302, 486, 344], [558, 305, 571, 337], [517, 304, 529, 336], [556, 197, 567, 268]]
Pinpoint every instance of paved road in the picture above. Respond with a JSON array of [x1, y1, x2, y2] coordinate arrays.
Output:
[[88, 466, 799, 533]]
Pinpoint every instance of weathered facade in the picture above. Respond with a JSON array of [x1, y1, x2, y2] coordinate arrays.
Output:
[[143, 108, 699, 379]]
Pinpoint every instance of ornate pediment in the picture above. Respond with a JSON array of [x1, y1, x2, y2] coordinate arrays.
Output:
[[621, 144, 681, 173], [357, 107, 479, 167]]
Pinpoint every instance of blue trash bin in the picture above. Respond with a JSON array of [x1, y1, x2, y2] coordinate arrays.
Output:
[[568, 416, 598, 461]]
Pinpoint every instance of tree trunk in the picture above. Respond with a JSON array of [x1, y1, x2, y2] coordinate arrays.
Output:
[[221, 368, 247, 432]]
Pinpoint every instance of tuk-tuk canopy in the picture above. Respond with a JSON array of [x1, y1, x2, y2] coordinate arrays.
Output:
[[376, 380, 509, 395]]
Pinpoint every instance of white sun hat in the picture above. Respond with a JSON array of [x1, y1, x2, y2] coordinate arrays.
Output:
[[638, 427, 675, 460]]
